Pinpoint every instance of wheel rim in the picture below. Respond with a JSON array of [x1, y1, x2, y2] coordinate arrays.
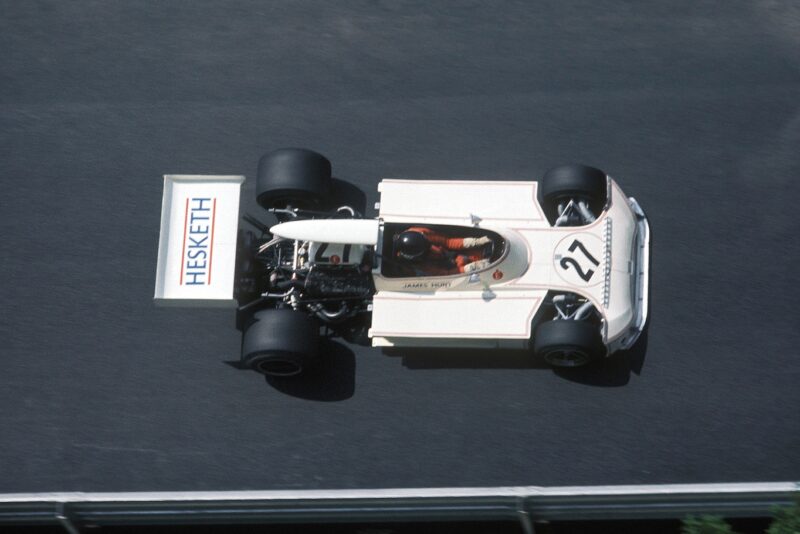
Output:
[[255, 359, 303, 377], [544, 348, 590, 367]]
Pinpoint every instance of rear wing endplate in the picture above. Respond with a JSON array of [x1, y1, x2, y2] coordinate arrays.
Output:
[[154, 174, 245, 307]]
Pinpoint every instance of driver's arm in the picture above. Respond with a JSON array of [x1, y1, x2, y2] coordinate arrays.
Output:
[[409, 227, 491, 250]]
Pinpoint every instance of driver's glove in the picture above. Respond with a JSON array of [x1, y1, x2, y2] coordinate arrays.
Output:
[[460, 236, 492, 248]]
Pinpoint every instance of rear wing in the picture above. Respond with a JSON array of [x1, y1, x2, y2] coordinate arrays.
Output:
[[154, 174, 245, 307]]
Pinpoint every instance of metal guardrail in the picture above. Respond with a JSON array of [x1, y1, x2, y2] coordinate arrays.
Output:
[[1, 483, 797, 531]]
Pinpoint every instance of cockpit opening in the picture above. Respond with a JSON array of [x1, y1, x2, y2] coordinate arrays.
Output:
[[380, 223, 506, 278]]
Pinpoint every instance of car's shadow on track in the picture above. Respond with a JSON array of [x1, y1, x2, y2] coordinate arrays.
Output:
[[391, 327, 648, 387], [553, 326, 649, 387], [394, 348, 550, 370], [226, 339, 356, 401], [264, 339, 356, 401]]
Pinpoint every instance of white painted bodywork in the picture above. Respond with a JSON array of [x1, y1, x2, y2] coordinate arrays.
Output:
[[368, 177, 649, 352], [375, 179, 548, 228], [154, 175, 244, 307]]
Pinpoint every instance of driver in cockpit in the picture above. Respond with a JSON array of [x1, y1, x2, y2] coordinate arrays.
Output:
[[393, 226, 492, 276]]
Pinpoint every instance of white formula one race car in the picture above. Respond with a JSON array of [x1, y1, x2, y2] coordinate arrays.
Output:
[[155, 148, 649, 376]]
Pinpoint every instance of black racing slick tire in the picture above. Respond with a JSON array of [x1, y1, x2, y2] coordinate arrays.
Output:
[[256, 148, 331, 209], [241, 308, 320, 377], [533, 319, 605, 368], [541, 164, 607, 222]]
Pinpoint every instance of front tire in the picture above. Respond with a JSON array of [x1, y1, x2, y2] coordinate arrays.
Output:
[[533, 319, 604, 368], [256, 148, 331, 209], [541, 164, 607, 224], [241, 308, 320, 377]]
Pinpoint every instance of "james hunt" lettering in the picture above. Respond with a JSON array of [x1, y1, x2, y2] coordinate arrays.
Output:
[[182, 197, 215, 285]]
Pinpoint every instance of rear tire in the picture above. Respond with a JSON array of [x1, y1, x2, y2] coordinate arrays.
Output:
[[533, 319, 604, 368], [256, 148, 331, 209], [242, 308, 320, 377]]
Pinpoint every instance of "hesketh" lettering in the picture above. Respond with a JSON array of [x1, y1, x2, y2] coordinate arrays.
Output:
[[181, 197, 216, 285]]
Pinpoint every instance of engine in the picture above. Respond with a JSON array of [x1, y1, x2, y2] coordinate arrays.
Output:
[[235, 226, 374, 333], [304, 266, 374, 299]]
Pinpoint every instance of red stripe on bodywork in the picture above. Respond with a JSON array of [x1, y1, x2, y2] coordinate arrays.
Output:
[[179, 197, 189, 285]]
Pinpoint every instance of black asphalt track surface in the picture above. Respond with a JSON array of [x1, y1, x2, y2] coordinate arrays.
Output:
[[1, 2, 799, 492]]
